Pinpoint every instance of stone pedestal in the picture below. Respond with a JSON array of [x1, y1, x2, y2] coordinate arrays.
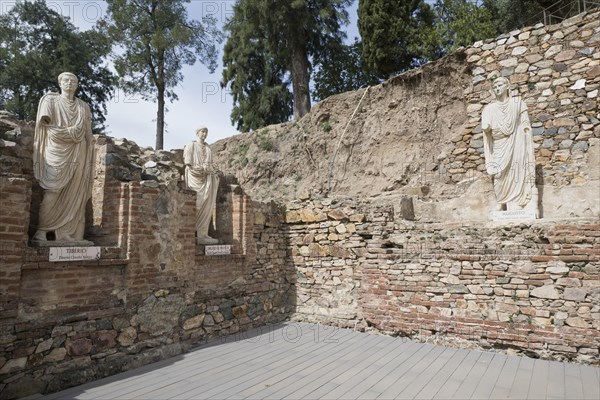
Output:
[[489, 210, 538, 221], [31, 239, 94, 247]]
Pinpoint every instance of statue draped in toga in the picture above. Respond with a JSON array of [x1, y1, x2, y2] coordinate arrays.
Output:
[[184, 126, 220, 244], [482, 74, 538, 217], [33, 72, 95, 243]]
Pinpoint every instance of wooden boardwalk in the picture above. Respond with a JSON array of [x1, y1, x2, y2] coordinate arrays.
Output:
[[42, 322, 599, 400]]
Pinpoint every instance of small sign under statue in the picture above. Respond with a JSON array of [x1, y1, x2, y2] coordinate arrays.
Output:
[[49, 247, 101, 262], [205, 245, 231, 256]]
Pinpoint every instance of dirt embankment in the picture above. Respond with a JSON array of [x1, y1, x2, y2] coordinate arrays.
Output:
[[211, 51, 472, 204]]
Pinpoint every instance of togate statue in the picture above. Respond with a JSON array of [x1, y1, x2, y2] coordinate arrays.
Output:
[[481, 73, 539, 219], [184, 126, 220, 244], [32, 72, 95, 244]]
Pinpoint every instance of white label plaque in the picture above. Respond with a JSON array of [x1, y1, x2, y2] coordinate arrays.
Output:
[[489, 210, 537, 221], [205, 245, 231, 256], [49, 247, 101, 262]]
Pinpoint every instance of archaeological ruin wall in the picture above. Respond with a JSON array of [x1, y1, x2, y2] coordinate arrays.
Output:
[[284, 198, 599, 365], [0, 130, 293, 399], [1, 7, 599, 400]]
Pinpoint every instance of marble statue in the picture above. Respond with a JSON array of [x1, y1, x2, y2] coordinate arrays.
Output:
[[184, 126, 220, 244], [32, 72, 95, 244], [482, 73, 538, 218]]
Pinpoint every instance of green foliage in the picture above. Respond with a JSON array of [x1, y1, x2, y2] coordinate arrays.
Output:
[[222, 0, 351, 128], [254, 130, 276, 152], [419, 0, 496, 60], [481, 0, 583, 33], [321, 122, 332, 132], [221, 0, 292, 133], [101, 0, 222, 148], [0, 0, 114, 132], [358, 0, 435, 78], [229, 142, 250, 167], [312, 39, 381, 102]]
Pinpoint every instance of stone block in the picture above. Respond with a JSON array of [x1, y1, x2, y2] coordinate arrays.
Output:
[[66, 338, 92, 356], [183, 315, 205, 330], [117, 327, 137, 347], [328, 210, 347, 220], [0, 357, 27, 375], [448, 284, 469, 294], [43, 348, 67, 363], [546, 264, 569, 274], [335, 224, 347, 234], [35, 338, 53, 354], [564, 288, 588, 301], [398, 197, 415, 221], [555, 50, 577, 62], [565, 317, 589, 328], [531, 285, 560, 299], [556, 278, 581, 287]]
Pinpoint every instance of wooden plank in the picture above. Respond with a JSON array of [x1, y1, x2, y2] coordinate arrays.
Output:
[[413, 348, 470, 400], [580, 364, 600, 400], [431, 350, 482, 399], [395, 346, 460, 400], [196, 327, 365, 399], [47, 325, 277, 400], [451, 351, 494, 399], [368, 343, 437, 399], [563, 362, 584, 400], [111, 336, 293, 399], [105, 323, 334, 399], [377, 344, 446, 399], [545, 361, 565, 400], [470, 354, 507, 400], [337, 340, 421, 399], [39, 323, 600, 400], [268, 334, 391, 399], [355, 341, 426, 400], [487, 355, 520, 399], [147, 325, 357, 400], [249, 333, 388, 399], [527, 359, 549, 400], [508, 356, 535, 399], [312, 336, 413, 399]]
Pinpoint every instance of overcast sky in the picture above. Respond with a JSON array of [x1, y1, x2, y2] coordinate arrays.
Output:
[[0, 0, 366, 149]]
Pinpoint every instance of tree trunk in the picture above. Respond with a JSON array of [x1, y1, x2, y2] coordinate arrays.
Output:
[[290, 44, 311, 119], [156, 87, 165, 150], [156, 50, 165, 150]]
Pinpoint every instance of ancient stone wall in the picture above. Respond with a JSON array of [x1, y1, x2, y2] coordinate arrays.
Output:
[[433, 9, 600, 219], [0, 138, 292, 399], [284, 198, 599, 365], [211, 10, 600, 221]]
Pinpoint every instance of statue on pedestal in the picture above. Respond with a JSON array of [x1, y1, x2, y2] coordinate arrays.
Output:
[[482, 73, 539, 218], [184, 126, 219, 244], [32, 72, 95, 244]]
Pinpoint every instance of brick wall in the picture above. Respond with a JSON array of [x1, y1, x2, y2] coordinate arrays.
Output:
[[0, 175, 31, 321], [284, 198, 599, 365], [441, 10, 600, 218], [0, 171, 291, 399]]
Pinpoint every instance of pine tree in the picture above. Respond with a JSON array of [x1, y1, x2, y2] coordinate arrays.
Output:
[[101, 0, 222, 150], [221, 0, 292, 132], [358, 0, 435, 78], [222, 0, 351, 128], [312, 39, 381, 102], [419, 0, 496, 61]]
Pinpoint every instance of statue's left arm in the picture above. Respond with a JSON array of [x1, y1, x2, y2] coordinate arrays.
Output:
[[520, 99, 532, 135]]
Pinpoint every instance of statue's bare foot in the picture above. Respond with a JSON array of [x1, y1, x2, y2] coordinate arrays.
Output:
[[33, 230, 47, 241]]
